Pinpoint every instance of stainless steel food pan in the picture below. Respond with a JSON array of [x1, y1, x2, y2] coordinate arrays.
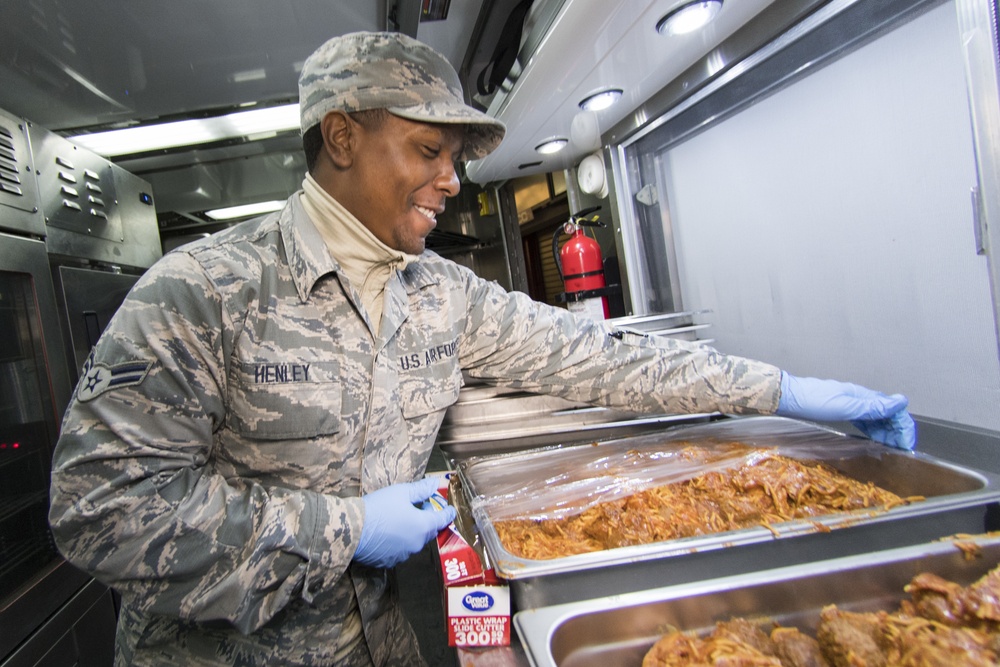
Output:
[[457, 416, 1000, 609], [513, 534, 1000, 667]]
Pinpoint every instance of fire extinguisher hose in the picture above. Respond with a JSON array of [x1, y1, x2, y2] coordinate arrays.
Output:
[[552, 226, 566, 280]]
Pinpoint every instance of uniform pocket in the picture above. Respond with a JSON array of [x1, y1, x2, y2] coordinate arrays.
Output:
[[399, 363, 463, 419], [228, 361, 342, 439]]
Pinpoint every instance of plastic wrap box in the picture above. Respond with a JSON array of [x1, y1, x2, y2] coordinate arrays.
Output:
[[429, 474, 511, 648]]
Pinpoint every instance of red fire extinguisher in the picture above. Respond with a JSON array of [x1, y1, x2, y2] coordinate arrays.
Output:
[[552, 206, 609, 320]]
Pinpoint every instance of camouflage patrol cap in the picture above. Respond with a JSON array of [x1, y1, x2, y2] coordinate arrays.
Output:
[[299, 31, 506, 161]]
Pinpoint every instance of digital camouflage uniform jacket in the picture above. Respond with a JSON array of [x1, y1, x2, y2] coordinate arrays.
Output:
[[49, 194, 782, 666]]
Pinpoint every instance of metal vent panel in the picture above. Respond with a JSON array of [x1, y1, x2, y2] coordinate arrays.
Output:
[[29, 125, 122, 245], [0, 108, 43, 236]]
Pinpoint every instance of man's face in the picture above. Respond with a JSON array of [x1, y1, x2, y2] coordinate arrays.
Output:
[[346, 114, 464, 255]]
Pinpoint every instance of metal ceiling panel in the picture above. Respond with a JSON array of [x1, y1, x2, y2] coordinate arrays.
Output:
[[0, 0, 384, 132]]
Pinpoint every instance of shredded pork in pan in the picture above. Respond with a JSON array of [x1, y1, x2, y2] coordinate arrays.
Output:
[[641, 561, 1000, 667], [494, 444, 911, 560]]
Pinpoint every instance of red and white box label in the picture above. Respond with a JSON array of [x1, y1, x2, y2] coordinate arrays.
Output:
[[436, 523, 487, 586], [446, 586, 511, 647]]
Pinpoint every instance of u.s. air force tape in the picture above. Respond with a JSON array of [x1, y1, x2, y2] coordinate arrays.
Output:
[[77, 357, 152, 402]]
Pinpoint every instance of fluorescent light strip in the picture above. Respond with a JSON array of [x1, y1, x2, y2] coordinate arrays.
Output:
[[232, 68, 267, 83], [68, 103, 300, 157], [205, 200, 285, 220]]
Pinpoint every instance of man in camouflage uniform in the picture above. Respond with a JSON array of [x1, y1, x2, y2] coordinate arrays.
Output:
[[48, 31, 915, 666]]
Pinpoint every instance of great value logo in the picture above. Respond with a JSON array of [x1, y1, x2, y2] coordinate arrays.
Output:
[[462, 591, 494, 612]]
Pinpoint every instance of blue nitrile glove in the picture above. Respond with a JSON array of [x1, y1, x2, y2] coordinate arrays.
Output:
[[776, 372, 917, 450], [354, 477, 457, 569]]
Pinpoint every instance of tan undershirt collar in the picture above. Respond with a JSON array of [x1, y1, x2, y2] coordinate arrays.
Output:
[[300, 173, 416, 333]]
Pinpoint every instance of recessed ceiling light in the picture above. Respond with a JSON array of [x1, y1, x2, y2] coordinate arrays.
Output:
[[657, 0, 723, 36], [535, 138, 568, 155], [579, 89, 623, 112], [205, 200, 285, 221]]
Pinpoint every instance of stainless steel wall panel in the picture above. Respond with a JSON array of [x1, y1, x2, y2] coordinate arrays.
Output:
[[111, 166, 162, 269], [29, 125, 160, 269]]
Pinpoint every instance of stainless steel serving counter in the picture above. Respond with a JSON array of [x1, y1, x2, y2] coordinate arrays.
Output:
[[453, 416, 1000, 609], [432, 398, 1000, 666], [515, 533, 1000, 666]]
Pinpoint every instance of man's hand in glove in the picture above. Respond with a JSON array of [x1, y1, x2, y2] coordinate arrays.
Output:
[[354, 477, 457, 569], [776, 372, 917, 450]]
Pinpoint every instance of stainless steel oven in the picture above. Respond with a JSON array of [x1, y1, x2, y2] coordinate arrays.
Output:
[[0, 107, 118, 667], [0, 233, 116, 666], [0, 233, 69, 601]]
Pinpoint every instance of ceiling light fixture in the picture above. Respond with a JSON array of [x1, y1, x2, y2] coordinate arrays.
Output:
[[231, 68, 267, 83], [67, 103, 300, 157], [535, 138, 568, 155], [578, 89, 623, 112], [656, 0, 723, 36], [205, 200, 285, 221]]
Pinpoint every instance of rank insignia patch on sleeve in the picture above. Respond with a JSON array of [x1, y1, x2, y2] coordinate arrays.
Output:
[[77, 354, 153, 402]]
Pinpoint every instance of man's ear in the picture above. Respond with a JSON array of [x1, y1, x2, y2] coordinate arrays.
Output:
[[321, 111, 355, 169]]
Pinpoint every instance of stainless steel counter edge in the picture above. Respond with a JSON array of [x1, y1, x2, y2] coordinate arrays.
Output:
[[513, 533, 1000, 667]]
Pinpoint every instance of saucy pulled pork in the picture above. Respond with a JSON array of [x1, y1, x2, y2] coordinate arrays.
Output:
[[494, 444, 908, 560], [642, 562, 1000, 667]]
